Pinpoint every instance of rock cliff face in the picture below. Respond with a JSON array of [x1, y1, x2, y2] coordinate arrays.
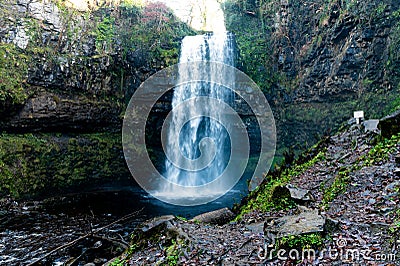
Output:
[[225, 0, 400, 156], [0, 0, 192, 132], [2, 0, 399, 134], [0, 0, 196, 197], [0, 0, 399, 168], [272, 0, 399, 102]]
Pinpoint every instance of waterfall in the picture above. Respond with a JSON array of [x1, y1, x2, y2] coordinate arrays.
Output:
[[122, 29, 275, 206], [161, 32, 236, 196]]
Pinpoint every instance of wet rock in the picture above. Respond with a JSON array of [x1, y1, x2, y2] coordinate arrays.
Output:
[[347, 117, 357, 126], [379, 109, 400, 138], [108, 120, 400, 265], [28, 0, 62, 31], [134, 215, 189, 249], [368, 198, 376, 205], [190, 207, 234, 225], [331, 15, 358, 44], [245, 222, 264, 235], [325, 217, 339, 233], [286, 184, 314, 202], [272, 184, 314, 204], [264, 209, 325, 243], [278, 0, 398, 105], [1, 93, 121, 132], [140, 215, 175, 233], [12, 24, 29, 49]]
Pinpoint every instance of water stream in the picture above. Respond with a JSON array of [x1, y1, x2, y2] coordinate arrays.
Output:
[[161, 32, 237, 197]]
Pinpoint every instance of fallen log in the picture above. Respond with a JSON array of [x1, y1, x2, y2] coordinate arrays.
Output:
[[190, 207, 234, 225]]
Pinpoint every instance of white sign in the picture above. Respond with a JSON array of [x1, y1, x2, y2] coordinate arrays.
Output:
[[354, 111, 364, 124]]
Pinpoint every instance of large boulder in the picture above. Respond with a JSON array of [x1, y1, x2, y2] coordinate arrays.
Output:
[[272, 184, 314, 204], [264, 209, 326, 244], [132, 215, 189, 249], [379, 109, 400, 138]]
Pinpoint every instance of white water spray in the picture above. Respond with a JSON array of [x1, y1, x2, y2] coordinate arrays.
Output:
[[159, 32, 236, 198]]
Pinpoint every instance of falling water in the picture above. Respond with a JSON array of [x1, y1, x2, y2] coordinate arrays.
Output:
[[161, 32, 236, 196]]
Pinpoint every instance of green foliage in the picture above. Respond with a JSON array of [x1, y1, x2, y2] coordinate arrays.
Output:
[[0, 133, 126, 198], [165, 239, 186, 266], [119, 2, 194, 67], [344, 0, 357, 12], [95, 16, 115, 53], [388, 93, 400, 113], [362, 78, 373, 88], [388, 22, 400, 86], [25, 18, 42, 41], [388, 199, 400, 242], [319, 13, 330, 27], [120, 0, 146, 8], [393, 8, 400, 19], [362, 133, 400, 166], [237, 151, 326, 218], [390, 200, 400, 227], [53, 0, 70, 12], [126, 231, 187, 266], [373, 3, 387, 17], [388, 206, 400, 246], [192, 219, 201, 224], [128, 243, 140, 254], [279, 87, 400, 155], [109, 258, 125, 266], [389, 220, 400, 234], [276, 233, 324, 250], [322, 168, 350, 206], [224, 1, 278, 94], [176, 216, 188, 222], [0, 43, 29, 107]]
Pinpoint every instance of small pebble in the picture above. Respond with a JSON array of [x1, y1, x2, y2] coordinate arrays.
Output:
[[368, 198, 376, 205]]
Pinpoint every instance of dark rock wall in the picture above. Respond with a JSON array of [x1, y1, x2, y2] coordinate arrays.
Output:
[[0, 0, 191, 132], [270, 0, 399, 102], [0, 0, 399, 183], [225, 0, 400, 158], [0, 0, 193, 196], [2, 0, 398, 134]]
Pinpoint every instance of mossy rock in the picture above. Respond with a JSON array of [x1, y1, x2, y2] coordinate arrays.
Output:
[[0, 133, 128, 198]]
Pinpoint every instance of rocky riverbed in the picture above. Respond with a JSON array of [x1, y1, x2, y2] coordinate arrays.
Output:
[[0, 189, 146, 265], [0, 182, 247, 265]]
